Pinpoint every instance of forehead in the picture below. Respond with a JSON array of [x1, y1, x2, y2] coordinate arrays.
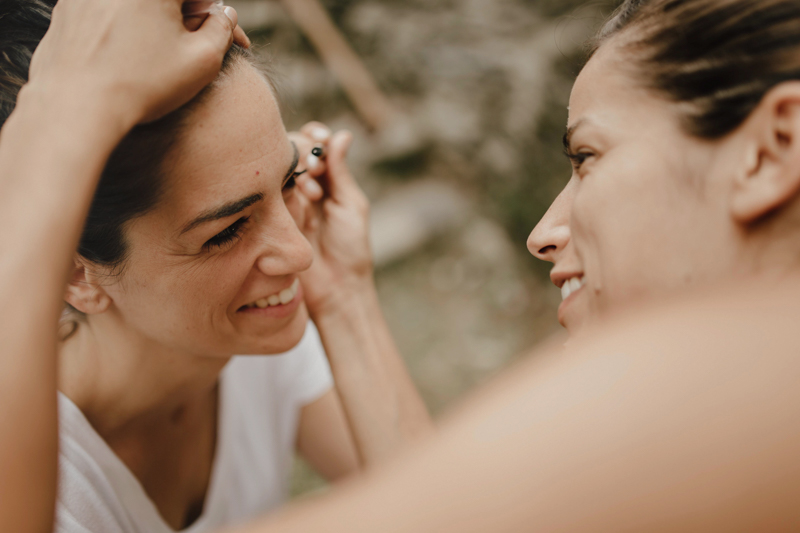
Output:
[[158, 63, 290, 219], [570, 41, 647, 122]]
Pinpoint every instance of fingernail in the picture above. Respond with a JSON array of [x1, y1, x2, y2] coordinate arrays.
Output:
[[302, 178, 323, 197], [223, 6, 237, 24], [312, 128, 330, 142], [307, 154, 320, 169]]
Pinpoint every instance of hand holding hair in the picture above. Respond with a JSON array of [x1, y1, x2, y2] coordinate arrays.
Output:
[[25, 0, 241, 130], [183, 1, 251, 49]]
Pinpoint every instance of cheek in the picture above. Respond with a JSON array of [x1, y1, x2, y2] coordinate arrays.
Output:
[[115, 254, 249, 326]]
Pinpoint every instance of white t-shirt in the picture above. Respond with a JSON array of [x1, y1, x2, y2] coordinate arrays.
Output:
[[55, 322, 333, 533]]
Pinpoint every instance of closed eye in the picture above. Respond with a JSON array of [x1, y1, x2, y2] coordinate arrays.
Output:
[[204, 216, 249, 251]]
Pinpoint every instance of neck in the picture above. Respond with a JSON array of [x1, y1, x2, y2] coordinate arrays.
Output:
[[58, 309, 229, 437]]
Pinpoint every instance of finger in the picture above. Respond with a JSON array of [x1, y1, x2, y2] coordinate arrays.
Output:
[[289, 131, 328, 178], [191, 5, 237, 59], [325, 130, 357, 198], [300, 122, 332, 144], [182, 0, 221, 17], [297, 174, 324, 202], [183, 15, 204, 31], [233, 24, 251, 48]]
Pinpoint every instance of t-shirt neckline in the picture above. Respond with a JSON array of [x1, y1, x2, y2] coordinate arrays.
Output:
[[58, 365, 231, 533]]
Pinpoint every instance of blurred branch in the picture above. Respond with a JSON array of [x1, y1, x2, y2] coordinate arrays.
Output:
[[278, 0, 397, 132]]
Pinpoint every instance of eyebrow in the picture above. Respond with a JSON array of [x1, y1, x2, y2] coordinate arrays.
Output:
[[179, 143, 300, 235]]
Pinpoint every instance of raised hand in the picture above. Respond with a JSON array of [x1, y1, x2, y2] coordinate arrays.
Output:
[[26, 0, 240, 129], [290, 122, 374, 318]]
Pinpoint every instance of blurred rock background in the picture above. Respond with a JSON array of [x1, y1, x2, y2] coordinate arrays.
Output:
[[227, 0, 621, 495]]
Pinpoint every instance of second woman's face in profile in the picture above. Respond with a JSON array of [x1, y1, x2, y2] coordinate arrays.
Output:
[[100, 63, 315, 357], [530, 40, 742, 333]]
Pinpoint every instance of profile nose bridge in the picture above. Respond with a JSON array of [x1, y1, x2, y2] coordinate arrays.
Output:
[[528, 188, 573, 262], [256, 203, 313, 275]]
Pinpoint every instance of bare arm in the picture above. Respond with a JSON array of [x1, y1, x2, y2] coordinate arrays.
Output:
[[0, 87, 126, 533], [297, 390, 360, 481], [229, 280, 800, 532], [293, 125, 433, 468], [0, 2, 238, 530]]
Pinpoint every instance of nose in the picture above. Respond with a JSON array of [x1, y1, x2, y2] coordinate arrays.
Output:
[[255, 201, 314, 276], [528, 179, 576, 263]]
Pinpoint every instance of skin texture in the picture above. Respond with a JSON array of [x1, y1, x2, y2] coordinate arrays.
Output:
[[528, 40, 800, 335], [230, 278, 800, 533]]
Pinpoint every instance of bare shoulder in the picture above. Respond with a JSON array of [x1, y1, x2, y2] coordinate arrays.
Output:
[[231, 279, 800, 533]]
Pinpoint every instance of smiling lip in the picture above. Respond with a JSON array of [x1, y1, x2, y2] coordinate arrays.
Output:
[[552, 273, 585, 327], [237, 279, 303, 318]]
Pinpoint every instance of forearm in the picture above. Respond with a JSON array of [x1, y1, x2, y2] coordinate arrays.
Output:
[[0, 88, 126, 533], [311, 282, 433, 466]]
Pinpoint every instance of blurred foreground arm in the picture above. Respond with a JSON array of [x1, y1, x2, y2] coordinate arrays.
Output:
[[231, 280, 800, 532], [294, 124, 433, 468], [0, 1, 237, 531]]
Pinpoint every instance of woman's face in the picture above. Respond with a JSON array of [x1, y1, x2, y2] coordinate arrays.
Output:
[[101, 63, 313, 356], [528, 41, 744, 334]]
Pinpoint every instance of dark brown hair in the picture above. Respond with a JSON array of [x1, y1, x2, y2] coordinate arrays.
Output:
[[0, 0, 255, 269], [594, 0, 800, 138]]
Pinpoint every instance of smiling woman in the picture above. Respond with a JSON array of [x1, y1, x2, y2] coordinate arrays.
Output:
[[83, 60, 315, 357], [529, 0, 800, 336], [0, 0, 431, 532]]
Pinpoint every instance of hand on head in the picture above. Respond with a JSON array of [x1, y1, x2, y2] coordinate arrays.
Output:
[[182, 0, 251, 49], [26, 0, 242, 129]]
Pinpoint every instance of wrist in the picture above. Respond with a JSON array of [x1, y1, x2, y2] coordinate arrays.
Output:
[[15, 82, 136, 148], [308, 276, 381, 324]]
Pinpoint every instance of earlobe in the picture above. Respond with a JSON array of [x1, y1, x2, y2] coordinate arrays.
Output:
[[63, 259, 112, 315], [730, 83, 800, 224]]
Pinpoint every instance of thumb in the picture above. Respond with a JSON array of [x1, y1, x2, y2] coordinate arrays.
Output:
[[190, 5, 237, 62]]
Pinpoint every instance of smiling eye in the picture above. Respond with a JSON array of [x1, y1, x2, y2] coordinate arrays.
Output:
[[204, 216, 249, 250]]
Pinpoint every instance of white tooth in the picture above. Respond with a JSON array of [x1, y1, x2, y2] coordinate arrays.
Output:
[[268, 294, 281, 306], [255, 299, 269, 309], [561, 283, 572, 301], [279, 287, 294, 305], [291, 278, 300, 292], [570, 278, 582, 292]]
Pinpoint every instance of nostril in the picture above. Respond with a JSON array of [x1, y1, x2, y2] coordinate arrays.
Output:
[[538, 245, 556, 256]]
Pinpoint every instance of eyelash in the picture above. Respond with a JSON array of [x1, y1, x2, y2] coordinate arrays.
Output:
[[204, 216, 249, 250], [202, 170, 307, 251], [564, 149, 593, 170]]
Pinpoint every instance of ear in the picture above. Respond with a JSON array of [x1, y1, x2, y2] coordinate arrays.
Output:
[[731, 82, 800, 224], [63, 258, 112, 315]]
